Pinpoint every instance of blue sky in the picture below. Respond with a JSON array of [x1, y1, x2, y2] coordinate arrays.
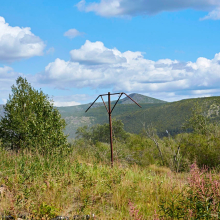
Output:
[[0, 0, 220, 106]]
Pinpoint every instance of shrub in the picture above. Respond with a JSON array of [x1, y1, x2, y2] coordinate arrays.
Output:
[[180, 133, 220, 168], [76, 119, 129, 144]]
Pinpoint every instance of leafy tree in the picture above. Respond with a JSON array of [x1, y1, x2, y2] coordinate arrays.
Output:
[[0, 77, 68, 152], [76, 120, 129, 144], [183, 102, 209, 135]]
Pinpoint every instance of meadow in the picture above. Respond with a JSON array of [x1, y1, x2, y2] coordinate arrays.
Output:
[[0, 136, 220, 219]]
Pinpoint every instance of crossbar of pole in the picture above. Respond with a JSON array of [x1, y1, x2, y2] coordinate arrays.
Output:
[[111, 93, 123, 113], [101, 95, 109, 113], [123, 92, 142, 108], [85, 95, 100, 112], [85, 92, 124, 113], [99, 92, 122, 96], [85, 92, 141, 167]]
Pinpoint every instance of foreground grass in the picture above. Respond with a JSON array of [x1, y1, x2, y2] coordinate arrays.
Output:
[[0, 147, 186, 219]]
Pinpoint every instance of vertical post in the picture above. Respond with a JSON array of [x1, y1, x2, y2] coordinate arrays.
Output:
[[108, 92, 113, 167], [85, 92, 141, 167]]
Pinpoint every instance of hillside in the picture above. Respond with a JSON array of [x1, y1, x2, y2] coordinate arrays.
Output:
[[62, 95, 220, 139], [117, 96, 220, 137]]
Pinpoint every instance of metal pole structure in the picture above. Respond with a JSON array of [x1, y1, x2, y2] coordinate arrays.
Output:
[[85, 92, 141, 167], [108, 92, 114, 167]]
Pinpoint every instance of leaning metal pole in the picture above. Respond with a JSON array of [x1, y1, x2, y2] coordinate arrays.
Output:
[[85, 92, 141, 167]]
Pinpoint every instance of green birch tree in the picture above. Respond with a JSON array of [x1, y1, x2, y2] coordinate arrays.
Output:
[[0, 77, 68, 152]]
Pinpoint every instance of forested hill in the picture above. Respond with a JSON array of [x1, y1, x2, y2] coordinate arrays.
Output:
[[61, 95, 220, 139], [117, 96, 220, 137], [116, 93, 167, 105]]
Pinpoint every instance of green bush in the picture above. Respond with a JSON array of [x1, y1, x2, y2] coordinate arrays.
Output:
[[76, 119, 129, 144], [180, 132, 220, 168]]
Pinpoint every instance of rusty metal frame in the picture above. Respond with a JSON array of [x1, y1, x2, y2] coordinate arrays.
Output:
[[85, 92, 141, 167]]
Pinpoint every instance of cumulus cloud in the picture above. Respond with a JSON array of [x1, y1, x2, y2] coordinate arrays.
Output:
[[37, 40, 220, 101], [76, 0, 220, 19], [70, 40, 126, 64], [64, 29, 85, 39], [0, 16, 45, 62]]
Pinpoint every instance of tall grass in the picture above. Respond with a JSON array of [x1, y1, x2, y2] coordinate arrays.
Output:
[[0, 146, 185, 219], [1, 141, 220, 219], [158, 163, 220, 219]]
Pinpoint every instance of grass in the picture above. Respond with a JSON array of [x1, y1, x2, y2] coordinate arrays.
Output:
[[0, 147, 187, 219], [1, 144, 219, 219]]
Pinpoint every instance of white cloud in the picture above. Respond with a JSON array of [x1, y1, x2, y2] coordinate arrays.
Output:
[[52, 94, 92, 107], [0, 16, 45, 62], [53, 100, 81, 107], [0, 65, 91, 105], [0, 66, 22, 103], [37, 40, 220, 101], [70, 40, 126, 64], [141, 92, 205, 102], [2, 98, 7, 104], [46, 47, 55, 54], [64, 29, 85, 39], [76, 0, 220, 19], [192, 89, 220, 95], [1, 40, 220, 104], [200, 7, 220, 20], [0, 66, 20, 84]]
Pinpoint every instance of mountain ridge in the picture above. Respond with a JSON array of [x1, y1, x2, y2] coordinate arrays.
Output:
[[116, 93, 167, 105], [84, 93, 166, 109]]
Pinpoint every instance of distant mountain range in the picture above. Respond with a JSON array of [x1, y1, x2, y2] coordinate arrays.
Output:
[[1, 94, 220, 139], [114, 93, 166, 105]]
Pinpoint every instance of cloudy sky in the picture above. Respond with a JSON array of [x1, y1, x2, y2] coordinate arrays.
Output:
[[0, 0, 220, 106]]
